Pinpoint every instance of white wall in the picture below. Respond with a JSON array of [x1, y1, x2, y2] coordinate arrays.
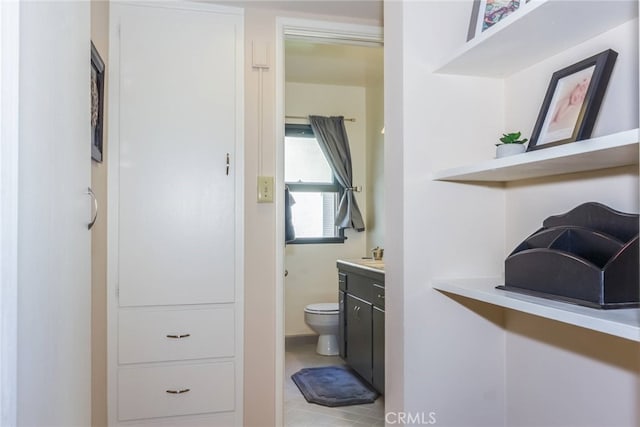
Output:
[[504, 19, 640, 251], [18, 2, 92, 425], [91, 1, 109, 426], [241, 8, 380, 425], [503, 19, 640, 427], [387, 1, 507, 425], [242, 10, 278, 425], [387, 1, 640, 426], [0, 1, 20, 424], [366, 83, 384, 250], [284, 82, 368, 336], [382, 1, 405, 417]]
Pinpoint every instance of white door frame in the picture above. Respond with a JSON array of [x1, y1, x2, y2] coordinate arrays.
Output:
[[274, 17, 383, 426], [0, 1, 20, 425]]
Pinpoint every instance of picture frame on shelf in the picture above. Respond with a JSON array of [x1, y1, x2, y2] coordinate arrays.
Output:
[[466, 0, 522, 41], [527, 49, 618, 151], [91, 41, 105, 163]]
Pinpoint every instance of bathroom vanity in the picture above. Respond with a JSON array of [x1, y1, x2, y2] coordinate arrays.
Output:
[[337, 259, 385, 394]]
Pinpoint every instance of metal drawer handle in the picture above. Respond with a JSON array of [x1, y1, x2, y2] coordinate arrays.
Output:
[[166, 334, 191, 339], [166, 388, 190, 394]]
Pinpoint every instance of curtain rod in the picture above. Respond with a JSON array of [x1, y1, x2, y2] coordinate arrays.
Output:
[[285, 115, 356, 122]]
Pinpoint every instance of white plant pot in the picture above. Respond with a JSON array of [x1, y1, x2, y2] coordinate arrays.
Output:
[[496, 144, 526, 158]]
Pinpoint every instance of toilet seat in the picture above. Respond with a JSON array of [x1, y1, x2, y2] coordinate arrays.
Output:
[[304, 302, 339, 314]]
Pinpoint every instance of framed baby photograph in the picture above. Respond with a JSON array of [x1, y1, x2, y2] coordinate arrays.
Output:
[[527, 49, 618, 151]]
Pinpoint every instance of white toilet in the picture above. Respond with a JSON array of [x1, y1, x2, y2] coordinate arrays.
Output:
[[304, 303, 340, 356]]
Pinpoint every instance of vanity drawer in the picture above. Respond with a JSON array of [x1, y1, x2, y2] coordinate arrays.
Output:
[[338, 272, 347, 291], [346, 274, 372, 301], [372, 284, 385, 309], [119, 306, 234, 364], [118, 361, 235, 421]]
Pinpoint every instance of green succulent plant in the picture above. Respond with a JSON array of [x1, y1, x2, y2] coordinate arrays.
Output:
[[497, 131, 528, 146]]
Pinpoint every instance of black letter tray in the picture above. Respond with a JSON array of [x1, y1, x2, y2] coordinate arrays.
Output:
[[498, 202, 639, 309]]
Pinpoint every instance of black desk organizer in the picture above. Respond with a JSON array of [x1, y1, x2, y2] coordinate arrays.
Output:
[[498, 202, 639, 309]]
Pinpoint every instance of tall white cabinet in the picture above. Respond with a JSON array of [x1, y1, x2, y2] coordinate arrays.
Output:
[[107, 2, 243, 425]]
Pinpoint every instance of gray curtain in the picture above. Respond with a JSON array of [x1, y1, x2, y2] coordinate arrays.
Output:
[[284, 186, 296, 243], [309, 115, 365, 231]]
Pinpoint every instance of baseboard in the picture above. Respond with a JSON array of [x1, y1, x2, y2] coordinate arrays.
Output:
[[285, 334, 317, 348]]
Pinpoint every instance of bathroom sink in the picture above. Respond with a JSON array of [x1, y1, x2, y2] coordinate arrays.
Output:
[[337, 258, 385, 273], [356, 258, 385, 270]]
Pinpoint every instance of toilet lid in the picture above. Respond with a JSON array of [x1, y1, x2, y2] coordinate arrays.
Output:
[[305, 303, 339, 314]]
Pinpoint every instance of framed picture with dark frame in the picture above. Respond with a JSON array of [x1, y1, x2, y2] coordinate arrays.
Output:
[[527, 49, 618, 151], [467, 0, 522, 41], [91, 42, 105, 163]]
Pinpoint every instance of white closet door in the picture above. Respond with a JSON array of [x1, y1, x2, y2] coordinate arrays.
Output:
[[17, 2, 91, 424], [116, 5, 238, 306]]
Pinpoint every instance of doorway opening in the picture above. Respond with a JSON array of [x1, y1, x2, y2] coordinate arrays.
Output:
[[275, 18, 384, 426]]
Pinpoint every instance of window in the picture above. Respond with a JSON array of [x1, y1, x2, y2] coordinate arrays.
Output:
[[285, 124, 344, 244]]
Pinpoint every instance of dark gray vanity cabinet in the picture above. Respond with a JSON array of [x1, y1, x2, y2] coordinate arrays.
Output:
[[372, 293, 385, 394], [338, 291, 346, 359], [346, 294, 373, 380], [337, 261, 385, 394]]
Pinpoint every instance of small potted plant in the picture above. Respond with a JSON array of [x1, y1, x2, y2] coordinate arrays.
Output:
[[496, 132, 528, 158]]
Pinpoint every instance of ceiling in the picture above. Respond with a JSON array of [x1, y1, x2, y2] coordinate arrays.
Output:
[[211, 0, 384, 87], [285, 40, 383, 87], [218, 0, 383, 24]]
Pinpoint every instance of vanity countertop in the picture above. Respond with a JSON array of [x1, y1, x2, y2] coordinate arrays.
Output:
[[337, 258, 385, 274]]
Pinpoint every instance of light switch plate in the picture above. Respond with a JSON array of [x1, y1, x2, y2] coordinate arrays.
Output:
[[257, 176, 274, 203], [251, 41, 270, 68]]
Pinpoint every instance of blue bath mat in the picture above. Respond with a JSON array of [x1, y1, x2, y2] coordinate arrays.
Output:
[[291, 366, 379, 407]]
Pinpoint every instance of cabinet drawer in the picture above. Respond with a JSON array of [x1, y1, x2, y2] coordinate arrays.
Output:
[[119, 307, 234, 364], [118, 361, 235, 421], [372, 284, 385, 309], [338, 272, 347, 291], [347, 274, 372, 301]]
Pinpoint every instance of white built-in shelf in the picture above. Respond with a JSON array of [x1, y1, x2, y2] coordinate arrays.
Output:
[[433, 278, 640, 342], [435, 0, 638, 78], [432, 128, 639, 183]]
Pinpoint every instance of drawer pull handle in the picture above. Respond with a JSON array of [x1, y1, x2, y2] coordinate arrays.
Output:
[[166, 334, 191, 339], [377, 294, 385, 299], [166, 388, 190, 394]]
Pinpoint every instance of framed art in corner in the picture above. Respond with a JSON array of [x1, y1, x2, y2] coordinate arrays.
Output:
[[467, 0, 522, 41], [91, 41, 105, 163], [527, 49, 618, 151]]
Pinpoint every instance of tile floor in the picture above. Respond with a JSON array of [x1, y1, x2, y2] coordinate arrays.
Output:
[[284, 340, 385, 426]]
